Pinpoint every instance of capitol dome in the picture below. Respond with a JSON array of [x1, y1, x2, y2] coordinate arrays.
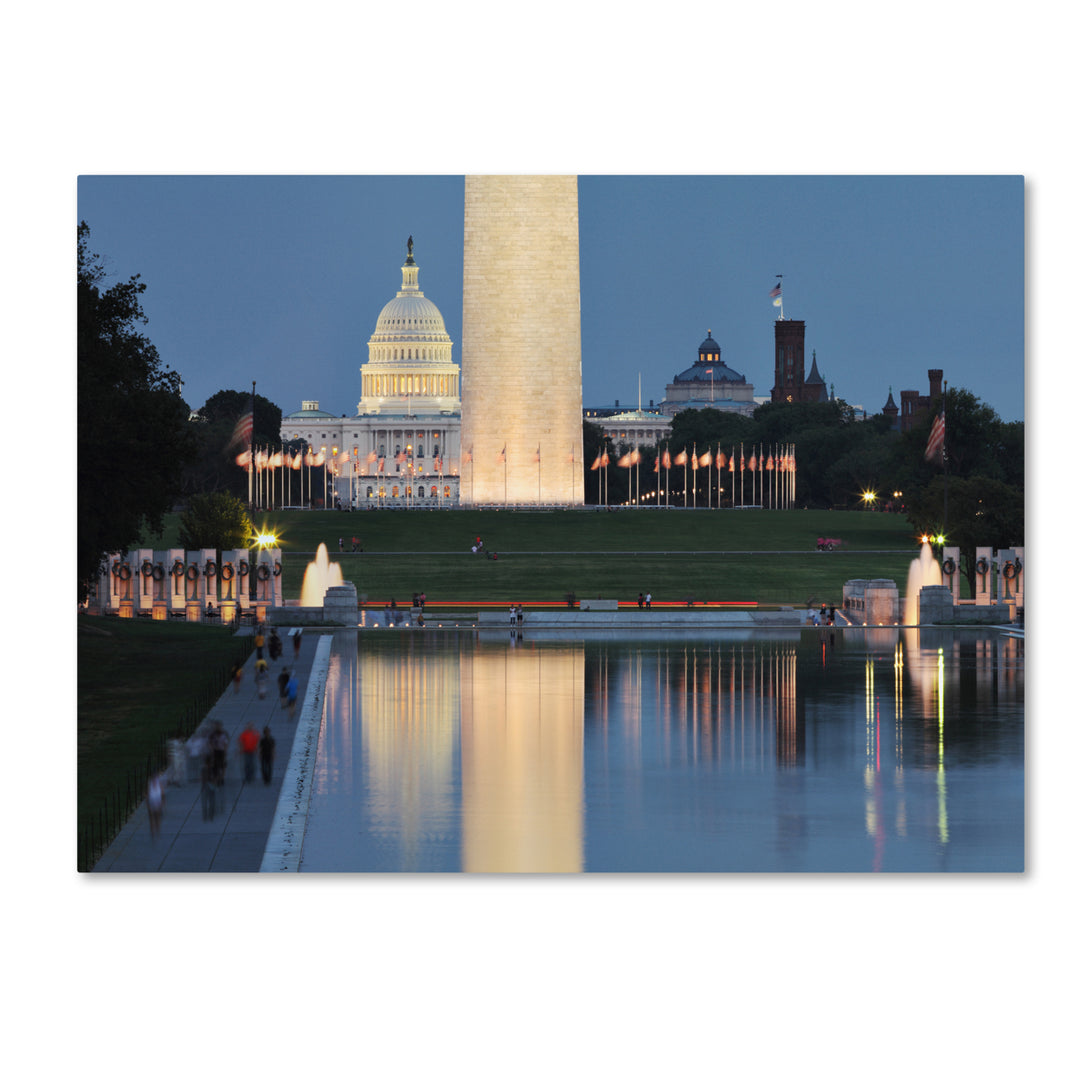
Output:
[[359, 239, 460, 414]]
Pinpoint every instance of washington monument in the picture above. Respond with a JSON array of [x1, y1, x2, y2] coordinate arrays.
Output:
[[460, 176, 584, 505]]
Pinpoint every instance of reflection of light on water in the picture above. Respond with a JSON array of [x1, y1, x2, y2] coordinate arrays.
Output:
[[461, 644, 584, 872], [937, 647, 949, 845], [359, 641, 459, 869]]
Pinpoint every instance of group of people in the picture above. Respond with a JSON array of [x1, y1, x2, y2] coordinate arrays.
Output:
[[148, 620, 303, 837], [338, 537, 362, 552], [508, 603, 525, 625], [636, 592, 653, 609], [810, 603, 838, 626]]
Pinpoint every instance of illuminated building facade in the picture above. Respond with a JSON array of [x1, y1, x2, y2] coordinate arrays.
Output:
[[280, 242, 462, 506]]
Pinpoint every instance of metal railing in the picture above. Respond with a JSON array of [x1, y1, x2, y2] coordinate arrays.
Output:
[[77, 640, 254, 872]]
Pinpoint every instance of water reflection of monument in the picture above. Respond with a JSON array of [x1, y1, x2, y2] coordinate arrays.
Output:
[[460, 642, 585, 872]]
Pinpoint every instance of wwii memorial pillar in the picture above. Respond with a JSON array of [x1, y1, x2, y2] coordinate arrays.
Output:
[[460, 176, 584, 505]]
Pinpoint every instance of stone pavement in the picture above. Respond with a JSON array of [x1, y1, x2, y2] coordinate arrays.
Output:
[[92, 628, 328, 872]]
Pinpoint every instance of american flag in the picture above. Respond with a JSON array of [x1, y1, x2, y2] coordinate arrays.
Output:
[[227, 410, 253, 450], [769, 283, 782, 298], [925, 412, 946, 464]]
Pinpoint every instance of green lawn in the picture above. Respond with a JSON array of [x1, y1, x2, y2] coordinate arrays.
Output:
[[142, 506, 925, 605], [77, 615, 252, 870]]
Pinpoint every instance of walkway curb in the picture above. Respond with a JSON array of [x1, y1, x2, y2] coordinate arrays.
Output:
[[260, 635, 333, 871]]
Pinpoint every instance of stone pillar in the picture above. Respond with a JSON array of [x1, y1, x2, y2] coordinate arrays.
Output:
[[218, 549, 243, 624], [114, 553, 136, 616], [460, 175, 583, 506], [167, 549, 186, 615], [864, 579, 899, 626], [134, 548, 155, 615], [254, 549, 274, 620], [270, 546, 283, 608], [919, 585, 955, 625], [236, 552, 252, 614], [942, 545, 961, 605], [184, 552, 202, 620], [996, 547, 1016, 604], [974, 545, 993, 606], [324, 583, 358, 625], [150, 550, 170, 619]]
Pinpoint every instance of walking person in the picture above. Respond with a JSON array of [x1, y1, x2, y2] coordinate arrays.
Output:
[[268, 629, 282, 663], [254, 657, 269, 698], [260, 727, 276, 785], [210, 722, 228, 787], [147, 770, 166, 839], [230, 661, 243, 693], [200, 754, 216, 820], [278, 667, 290, 709], [286, 670, 299, 720], [645, 592, 652, 609], [254, 625, 265, 660], [238, 722, 259, 783], [292, 628, 302, 662]]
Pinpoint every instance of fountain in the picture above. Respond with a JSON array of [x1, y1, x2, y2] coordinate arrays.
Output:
[[301, 543, 344, 608], [903, 542, 943, 626]]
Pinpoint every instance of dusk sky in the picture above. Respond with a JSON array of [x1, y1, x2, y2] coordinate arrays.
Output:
[[76, 174, 1024, 425]]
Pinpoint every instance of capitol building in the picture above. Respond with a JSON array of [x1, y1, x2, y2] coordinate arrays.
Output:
[[279, 240, 464, 507]]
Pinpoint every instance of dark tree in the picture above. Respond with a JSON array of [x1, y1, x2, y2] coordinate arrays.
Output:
[[183, 389, 284, 498], [177, 492, 253, 552], [906, 474, 1024, 595], [77, 222, 196, 599]]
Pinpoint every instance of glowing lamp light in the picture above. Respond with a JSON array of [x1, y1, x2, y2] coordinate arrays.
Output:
[[255, 531, 278, 550]]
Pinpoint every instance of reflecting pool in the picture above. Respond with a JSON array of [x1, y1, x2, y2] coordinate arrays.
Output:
[[299, 627, 1024, 872]]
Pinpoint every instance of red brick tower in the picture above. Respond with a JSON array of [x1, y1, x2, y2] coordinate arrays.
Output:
[[771, 319, 807, 403]]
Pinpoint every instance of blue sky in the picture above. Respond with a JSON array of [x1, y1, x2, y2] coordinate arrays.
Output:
[[76, 174, 1024, 423]]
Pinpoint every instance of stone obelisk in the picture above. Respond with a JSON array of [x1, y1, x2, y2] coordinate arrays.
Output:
[[460, 176, 584, 505]]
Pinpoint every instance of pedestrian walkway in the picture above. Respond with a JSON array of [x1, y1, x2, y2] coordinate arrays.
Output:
[[93, 629, 325, 872]]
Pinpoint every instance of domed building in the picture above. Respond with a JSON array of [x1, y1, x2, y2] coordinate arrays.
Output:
[[658, 331, 757, 417], [280, 239, 462, 507]]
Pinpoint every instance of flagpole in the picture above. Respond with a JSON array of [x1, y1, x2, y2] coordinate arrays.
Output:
[[248, 381, 255, 508], [942, 381, 949, 531]]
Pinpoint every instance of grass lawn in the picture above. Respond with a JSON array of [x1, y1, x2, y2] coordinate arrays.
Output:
[[142, 506, 929, 605], [77, 615, 252, 870]]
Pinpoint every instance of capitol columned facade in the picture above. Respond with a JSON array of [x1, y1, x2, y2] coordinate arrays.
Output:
[[280, 241, 463, 507]]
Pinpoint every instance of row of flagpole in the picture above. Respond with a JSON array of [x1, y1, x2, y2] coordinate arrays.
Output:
[[458, 445, 580, 506], [590, 442, 797, 508], [235, 443, 458, 509]]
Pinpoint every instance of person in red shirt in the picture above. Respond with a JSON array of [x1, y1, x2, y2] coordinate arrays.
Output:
[[238, 722, 259, 783]]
